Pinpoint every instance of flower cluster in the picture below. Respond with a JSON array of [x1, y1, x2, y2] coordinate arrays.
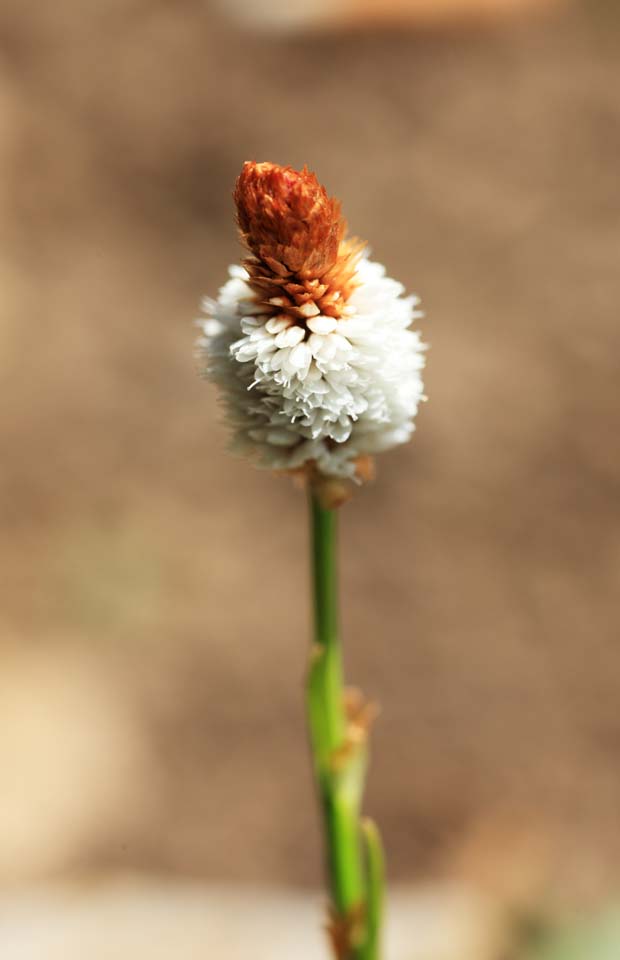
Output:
[[197, 161, 426, 490]]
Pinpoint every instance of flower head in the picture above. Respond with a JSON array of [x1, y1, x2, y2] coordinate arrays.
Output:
[[197, 161, 426, 501]]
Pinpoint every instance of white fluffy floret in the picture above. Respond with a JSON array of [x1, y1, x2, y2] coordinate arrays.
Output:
[[197, 255, 426, 478]]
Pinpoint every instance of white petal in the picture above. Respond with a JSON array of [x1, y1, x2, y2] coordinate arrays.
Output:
[[270, 349, 287, 371], [229, 265, 248, 280], [307, 315, 337, 335], [266, 315, 292, 334], [297, 301, 320, 318], [202, 319, 224, 337], [305, 363, 322, 382], [289, 342, 312, 370], [255, 337, 276, 355], [234, 343, 258, 362], [275, 325, 305, 348], [329, 333, 352, 353]]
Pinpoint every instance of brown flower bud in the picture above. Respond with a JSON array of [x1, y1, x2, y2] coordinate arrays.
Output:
[[234, 161, 345, 279]]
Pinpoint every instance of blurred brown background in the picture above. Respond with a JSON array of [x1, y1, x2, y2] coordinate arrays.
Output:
[[1, 0, 619, 929]]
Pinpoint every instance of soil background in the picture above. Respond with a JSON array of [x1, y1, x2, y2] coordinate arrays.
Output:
[[1, 0, 619, 903]]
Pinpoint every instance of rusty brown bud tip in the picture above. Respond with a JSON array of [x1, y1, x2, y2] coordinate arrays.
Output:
[[234, 161, 346, 279]]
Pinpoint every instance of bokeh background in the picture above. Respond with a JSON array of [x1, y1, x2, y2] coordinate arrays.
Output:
[[1, 0, 619, 956]]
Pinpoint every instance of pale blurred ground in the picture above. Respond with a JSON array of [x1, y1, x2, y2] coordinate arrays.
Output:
[[0, 882, 504, 960], [1, 0, 620, 954]]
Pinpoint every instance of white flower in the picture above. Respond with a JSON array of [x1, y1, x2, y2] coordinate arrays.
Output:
[[197, 253, 426, 479]]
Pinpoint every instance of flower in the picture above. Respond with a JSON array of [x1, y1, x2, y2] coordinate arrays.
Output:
[[197, 161, 426, 493]]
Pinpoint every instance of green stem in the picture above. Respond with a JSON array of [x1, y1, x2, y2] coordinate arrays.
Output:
[[307, 493, 368, 958]]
